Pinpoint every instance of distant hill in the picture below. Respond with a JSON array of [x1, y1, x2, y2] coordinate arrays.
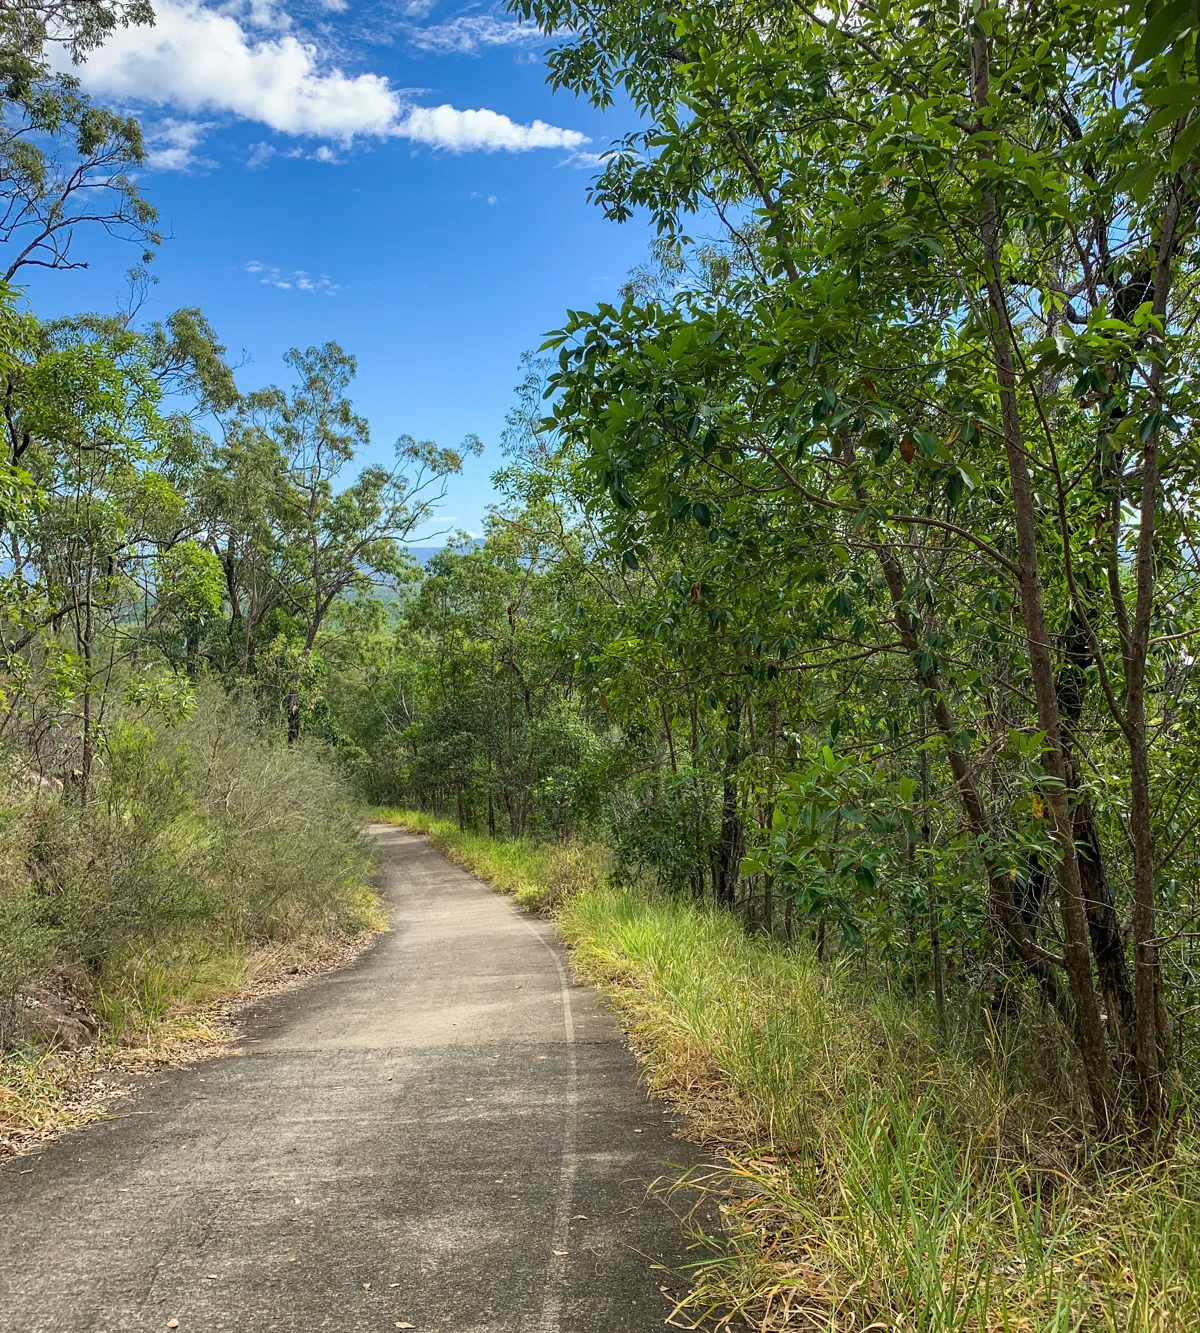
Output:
[[405, 539, 484, 567]]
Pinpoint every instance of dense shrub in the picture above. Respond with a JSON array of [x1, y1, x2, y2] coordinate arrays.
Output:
[[608, 769, 721, 898], [0, 683, 375, 1021]]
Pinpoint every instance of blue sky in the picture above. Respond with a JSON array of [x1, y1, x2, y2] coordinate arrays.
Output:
[[27, 1, 653, 539]]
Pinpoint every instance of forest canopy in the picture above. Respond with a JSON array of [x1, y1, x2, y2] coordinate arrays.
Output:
[[343, 0, 1200, 1142]]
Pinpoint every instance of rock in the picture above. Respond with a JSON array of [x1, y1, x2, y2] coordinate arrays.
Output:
[[20, 769, 63, 796], [16, 983, 98, 1051]]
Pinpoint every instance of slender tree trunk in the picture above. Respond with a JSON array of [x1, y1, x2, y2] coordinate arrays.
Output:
[[971, 31, 1114, 1128], [1123, 184, 1184, 1127], [715, 694, 744, 909], [661, 698, 677, 773], [1058, 613, 1137, 1069], [79, 550, 96, 805], [917, 695, 947, 1032], [688, 691, 707, 897]]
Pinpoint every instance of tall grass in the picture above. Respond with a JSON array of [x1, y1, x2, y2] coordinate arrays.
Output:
[[377, 810, 1200, 1332]]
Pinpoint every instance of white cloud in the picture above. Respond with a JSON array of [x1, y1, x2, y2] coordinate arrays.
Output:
[[563, 148, 610, 170], [80, 0, 404, 141], [407, 15, 545, 56], [401, 105, 586, 153], [245, 259, 339, 293], [144, 118, 214, 171], [75, 0, 587, 154], [229, 0, 291, 29]]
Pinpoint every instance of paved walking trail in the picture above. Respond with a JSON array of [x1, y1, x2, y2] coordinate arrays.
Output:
[[0, 828, 703, 1333]]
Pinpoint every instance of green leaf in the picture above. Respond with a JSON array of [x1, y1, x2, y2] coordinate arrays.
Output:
[[1171, 110, 1200, 167], [1141, 81, 1200, 108], [1132, 0, 1195, 67]]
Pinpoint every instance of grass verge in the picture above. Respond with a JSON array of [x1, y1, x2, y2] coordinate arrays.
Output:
[[369, 807, 607, 912], [372, 809, 1200, 1332], [1, 886, 384, 1160]]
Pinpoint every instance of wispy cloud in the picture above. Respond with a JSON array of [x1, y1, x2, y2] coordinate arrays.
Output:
[[144, 118, 215, 171], [406, 15, 545, 56], [247, 140, 326, 167], [245, 259, 340, 293], [563, 148, 610, 170], [74, 0, 585, 154]]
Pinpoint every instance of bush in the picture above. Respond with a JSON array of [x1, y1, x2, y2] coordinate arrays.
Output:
[[609, 768, 721, 897], [0, 682, 375, 1036]]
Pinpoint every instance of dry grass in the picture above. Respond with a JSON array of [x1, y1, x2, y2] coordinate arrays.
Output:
[[374, 811, 1200, 1333], [0, 895, 385, 1161]]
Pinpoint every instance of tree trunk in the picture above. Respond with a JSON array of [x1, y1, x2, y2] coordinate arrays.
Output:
[[1056, 613, 1138, 1069], [287, 688, 301, 744], [1123, 183, 1184, 1128], [971, 30, 1114, 1129], [920, 696, 947, 1034], [714, 694, 744, 909]]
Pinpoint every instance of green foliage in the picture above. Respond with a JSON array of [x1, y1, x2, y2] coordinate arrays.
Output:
[[609, 768, 720, 897], [322, 530, 635, 835], [0, 685, 375, 1023], [496, 0, 1200, 1130]]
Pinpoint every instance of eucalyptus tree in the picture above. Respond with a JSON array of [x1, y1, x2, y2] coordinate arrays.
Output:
[[4, 324, 201, 795], [237, 343, 479, 740], [0, 0, 160, 283]]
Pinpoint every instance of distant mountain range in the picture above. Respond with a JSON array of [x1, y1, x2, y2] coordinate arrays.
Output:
[[405, 539, 484, 566], [406, 547, 447, 566]]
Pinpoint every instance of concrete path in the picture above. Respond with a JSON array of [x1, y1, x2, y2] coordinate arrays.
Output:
[[0, 828, 703, 1333]]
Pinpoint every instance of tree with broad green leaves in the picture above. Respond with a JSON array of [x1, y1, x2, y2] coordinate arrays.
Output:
[[508, 0, 1200, 1133]]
